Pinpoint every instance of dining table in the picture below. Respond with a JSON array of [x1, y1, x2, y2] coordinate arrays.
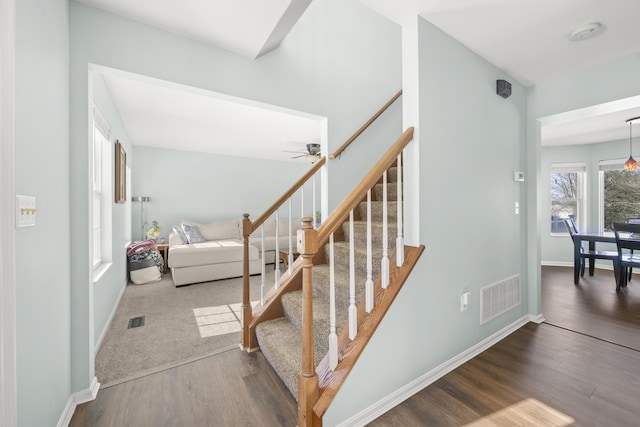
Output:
[[572, 231, 617, 284]]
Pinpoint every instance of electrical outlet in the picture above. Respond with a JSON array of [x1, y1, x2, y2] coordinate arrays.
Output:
[[460, 292, 470, 312]]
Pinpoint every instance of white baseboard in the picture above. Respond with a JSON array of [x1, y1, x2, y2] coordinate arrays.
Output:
[[336, 315, 532, 427], [95, 280, 127, 354], [529, 313, 545, 324], [57, 377, 100, 427]]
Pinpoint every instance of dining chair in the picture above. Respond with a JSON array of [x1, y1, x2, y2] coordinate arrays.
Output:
[[613, 222, 640, 291], [564, 217, 619, 280], [623, 217, 640, 280]]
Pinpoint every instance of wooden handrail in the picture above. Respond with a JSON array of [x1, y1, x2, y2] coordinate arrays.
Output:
[[318, 127, 413, 244], [250, 156, 326, 234], [329, 90, 402, 160]]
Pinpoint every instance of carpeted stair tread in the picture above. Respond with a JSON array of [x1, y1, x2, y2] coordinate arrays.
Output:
[[281, 290, 348, 359], [330, 241, 385, 278], [255, 318, 303, 400], [373, 182, 398, 202], [359, 201, 398, 223], [311, 264, 367, 314], [343, 221, 397, 253]]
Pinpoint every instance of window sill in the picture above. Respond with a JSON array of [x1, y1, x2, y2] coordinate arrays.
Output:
[[93, 262, 112, 284]]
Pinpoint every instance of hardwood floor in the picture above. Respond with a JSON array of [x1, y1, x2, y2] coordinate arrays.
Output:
[[70, 348, 298, 427], [71, 266, 640, 426], [369, 266, 640, 426]]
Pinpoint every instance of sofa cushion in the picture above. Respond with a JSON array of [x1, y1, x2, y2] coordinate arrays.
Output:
[[182, 219, 241, 241], [169, 239, 259, 268], [172, 224, 188, 244], [182, 224, 206, 244]]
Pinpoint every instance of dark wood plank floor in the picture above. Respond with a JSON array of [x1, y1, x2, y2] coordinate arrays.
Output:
[[72, 266, 640, 426], [369, 266, 640, 426]]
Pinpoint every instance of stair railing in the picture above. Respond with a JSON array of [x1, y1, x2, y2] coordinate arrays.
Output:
[[299, 127, 415, 425], [329, 90, 402, 159], [241, 157, 325, 350]]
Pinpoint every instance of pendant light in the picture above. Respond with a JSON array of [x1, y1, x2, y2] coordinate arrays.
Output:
[[624, 117, 640, 171]]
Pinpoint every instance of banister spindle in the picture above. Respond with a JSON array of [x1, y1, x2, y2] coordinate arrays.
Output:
[[365, 189, 373, 313], [382, 170, 389, 288], [396, 154, 404, 266], [348, 210, 357, 340], [275, 210, 280, 286], [288, 199, 293, 273], [329, 233, 337, 370], [313, 174, 317, 228], [260, 225, 265, 305]]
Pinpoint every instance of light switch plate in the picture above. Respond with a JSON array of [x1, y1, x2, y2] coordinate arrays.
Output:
[[16, 195, 36, 228]]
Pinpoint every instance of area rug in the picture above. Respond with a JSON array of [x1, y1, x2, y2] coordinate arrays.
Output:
[[96, 273, 272, 387]]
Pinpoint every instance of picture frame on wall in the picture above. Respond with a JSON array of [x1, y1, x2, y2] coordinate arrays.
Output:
[[115, 140, 126, 203]]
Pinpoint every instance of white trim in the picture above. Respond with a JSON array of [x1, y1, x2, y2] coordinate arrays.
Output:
[[94, 280, 127, 354], [57, 377, 100, 427], [92, 262, 112, 284], [0, 0, 17, 425], [336, 315, 532, 427]]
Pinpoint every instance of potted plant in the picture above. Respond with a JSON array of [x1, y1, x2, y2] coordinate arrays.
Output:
[[146, 220, 161, 240]]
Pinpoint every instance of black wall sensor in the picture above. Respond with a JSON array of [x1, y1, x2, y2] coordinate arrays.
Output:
[[496, 79, 511, 98]]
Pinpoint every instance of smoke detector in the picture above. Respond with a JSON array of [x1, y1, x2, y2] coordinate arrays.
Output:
[[569, 22, 602, 41]]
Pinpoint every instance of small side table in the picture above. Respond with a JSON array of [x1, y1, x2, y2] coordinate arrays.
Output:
[[279, 250, 300, 269], [156, 243, 169, 273]]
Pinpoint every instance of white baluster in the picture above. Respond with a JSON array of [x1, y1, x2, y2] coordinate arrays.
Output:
[[260, 225, 265, 305], [366, 189, 373, 313], [313, 174, 317, 228], [329, 233, 338, 370], [288, 199, 293, 273], [396, 154, 404, 266], [349, 210, 357, 340], [301, 185, 305, 220], [275, 211, 280, 286], [382, 170, 389, 288]]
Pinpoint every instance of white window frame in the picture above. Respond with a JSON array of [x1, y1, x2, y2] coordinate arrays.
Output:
[[92, 106, 112, 280], [550, 162, 586, 235], [598, 158, 640, 232]]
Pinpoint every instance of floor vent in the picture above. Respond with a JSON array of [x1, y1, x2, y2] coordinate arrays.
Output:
[[128, 316, 145, 329], [480, 275, 521, 325]]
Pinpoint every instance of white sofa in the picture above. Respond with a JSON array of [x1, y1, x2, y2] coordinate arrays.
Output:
[[168, 218, 300, 286]]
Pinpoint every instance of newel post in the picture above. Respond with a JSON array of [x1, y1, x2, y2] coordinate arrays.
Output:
[[241, 213, 252, 351], [297, 217, 320, 427]]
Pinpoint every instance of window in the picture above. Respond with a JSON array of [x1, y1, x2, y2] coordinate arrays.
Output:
[[92, 107, 112, 275], [599, 159, 640, 231], [550, 163, 586, 233]]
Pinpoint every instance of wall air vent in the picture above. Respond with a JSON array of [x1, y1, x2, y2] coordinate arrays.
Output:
[[480, 275, 521, 325]]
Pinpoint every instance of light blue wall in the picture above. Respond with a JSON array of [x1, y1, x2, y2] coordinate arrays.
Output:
[[15, 0, 71, 426], [527, 52, 640, 314], [541, 138, 632, 265], [131, 146, 310, 241], [69, 0, 401, 395], [325, 16, 528, 424], [91, 74, 133, 347]]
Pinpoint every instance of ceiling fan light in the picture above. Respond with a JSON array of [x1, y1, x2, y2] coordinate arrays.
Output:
[[305, 154, 320, 163]]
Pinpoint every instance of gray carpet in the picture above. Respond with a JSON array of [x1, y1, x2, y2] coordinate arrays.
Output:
[[96, 272, 271, 387]]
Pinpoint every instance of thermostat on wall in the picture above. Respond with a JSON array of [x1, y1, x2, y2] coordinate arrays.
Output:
[[514, 172, 524, 182]]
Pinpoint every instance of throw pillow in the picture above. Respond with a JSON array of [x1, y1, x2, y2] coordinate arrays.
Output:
[[182, 224, 206, 244], [172, 225, 188, 244]]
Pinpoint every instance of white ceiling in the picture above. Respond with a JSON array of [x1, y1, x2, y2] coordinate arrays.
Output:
[[101, 73, 322, 162], [83, 0, 640, 158]]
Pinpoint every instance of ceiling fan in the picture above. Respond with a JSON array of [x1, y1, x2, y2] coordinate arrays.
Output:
[[283, 143, 321, 163]]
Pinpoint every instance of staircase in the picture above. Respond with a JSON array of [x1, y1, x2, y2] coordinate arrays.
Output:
[[255, 167, 400, 400], [241, 125, 422, 425]]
